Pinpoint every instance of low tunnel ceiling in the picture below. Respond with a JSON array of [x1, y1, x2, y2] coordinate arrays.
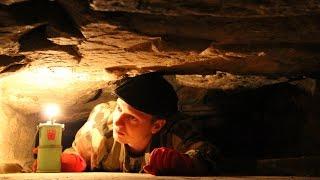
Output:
[[0, 0, 320, 120]]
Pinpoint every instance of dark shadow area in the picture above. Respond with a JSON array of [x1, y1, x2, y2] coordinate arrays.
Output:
[[8, 0, 83, 37], [62, 119, 87, 151], [200, 81, 320, 175], [18, 24, 56, 52], [0, 55, 24, 66]]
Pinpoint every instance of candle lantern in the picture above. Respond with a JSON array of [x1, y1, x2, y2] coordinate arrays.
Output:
[[37, 104, 64, 172]]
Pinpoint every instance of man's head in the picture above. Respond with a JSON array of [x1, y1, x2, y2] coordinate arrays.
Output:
[[114, 72, 178, 118], [112, 72, 178, 152]]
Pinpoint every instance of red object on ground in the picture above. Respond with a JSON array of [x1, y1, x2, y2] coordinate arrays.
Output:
[[61, 153, 87, 172], [143, 147, 193, 176]]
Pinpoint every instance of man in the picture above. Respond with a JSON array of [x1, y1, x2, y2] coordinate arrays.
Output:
[[34, 72, 220, 175]]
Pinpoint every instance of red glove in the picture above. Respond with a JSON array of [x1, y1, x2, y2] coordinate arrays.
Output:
[[31, 147, 86, 172], [61, 153, 86, 172], [143, 147, 193, 176]]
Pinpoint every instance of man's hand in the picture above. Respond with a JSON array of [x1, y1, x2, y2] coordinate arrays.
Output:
[[143, 147, 193, 176], [32, 147, 86, 172], [32, 148, 38, 172]]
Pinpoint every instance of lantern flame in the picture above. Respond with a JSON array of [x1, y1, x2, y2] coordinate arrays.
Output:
[[44, 104, 60, 123]]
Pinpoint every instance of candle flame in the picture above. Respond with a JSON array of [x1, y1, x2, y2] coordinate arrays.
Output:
[[44, 104, 60, 120]]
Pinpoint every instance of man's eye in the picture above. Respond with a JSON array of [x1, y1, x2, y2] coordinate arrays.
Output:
[[127, 115, 136, 121]]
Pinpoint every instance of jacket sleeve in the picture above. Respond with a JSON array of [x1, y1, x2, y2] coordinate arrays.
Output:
[[64, 101, 116, 170], [168, 114, 220, 175]]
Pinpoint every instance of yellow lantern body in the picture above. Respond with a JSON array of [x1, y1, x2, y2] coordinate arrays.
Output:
[[37, 122, 64, 173]]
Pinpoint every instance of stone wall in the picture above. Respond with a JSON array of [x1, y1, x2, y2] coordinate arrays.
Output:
[[0, 102, 38, 171]]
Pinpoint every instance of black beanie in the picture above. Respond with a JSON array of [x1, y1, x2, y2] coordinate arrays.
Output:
[[114, 72, 178, 118]]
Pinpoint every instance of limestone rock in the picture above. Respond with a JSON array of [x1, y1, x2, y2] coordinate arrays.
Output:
[[0, 163, 22, 173]]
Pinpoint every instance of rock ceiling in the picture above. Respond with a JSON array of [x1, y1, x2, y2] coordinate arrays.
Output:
[[0, 0, 320, 119]]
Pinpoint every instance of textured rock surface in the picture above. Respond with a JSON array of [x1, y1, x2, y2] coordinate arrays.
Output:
[[1, 172, 319, 180], [0, 0, 319, 175]]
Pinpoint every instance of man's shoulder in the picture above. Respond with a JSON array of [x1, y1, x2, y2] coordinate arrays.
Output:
[[88, 101, 116, 121], [73, 101, 115, 140]]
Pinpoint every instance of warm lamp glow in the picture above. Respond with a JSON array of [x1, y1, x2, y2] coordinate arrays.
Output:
[[44, 104, 60, 121], [34, 67, 73, 87]]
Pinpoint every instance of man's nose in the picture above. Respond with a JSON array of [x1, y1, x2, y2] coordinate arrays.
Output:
[[114, 113, 126, 126]]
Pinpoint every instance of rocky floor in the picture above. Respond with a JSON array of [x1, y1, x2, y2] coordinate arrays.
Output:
[[0, 172, 318, 180]]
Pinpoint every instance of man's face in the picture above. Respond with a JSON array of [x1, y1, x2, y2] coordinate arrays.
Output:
[[112, 98, 155, 146]]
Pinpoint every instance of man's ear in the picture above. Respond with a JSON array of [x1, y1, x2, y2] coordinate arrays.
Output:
[[151, 119, 166, 134]]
